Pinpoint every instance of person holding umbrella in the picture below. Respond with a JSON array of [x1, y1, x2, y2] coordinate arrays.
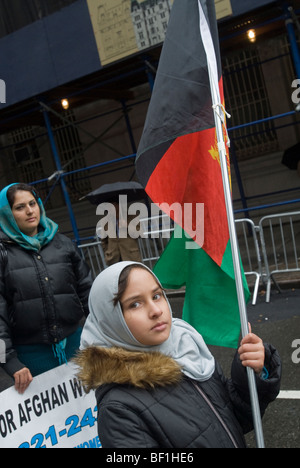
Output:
[[86, 182, 144, 266], [100, 199, 142, 266]]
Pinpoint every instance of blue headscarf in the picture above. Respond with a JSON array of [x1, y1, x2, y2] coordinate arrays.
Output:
[[0, 183, 58, 252]]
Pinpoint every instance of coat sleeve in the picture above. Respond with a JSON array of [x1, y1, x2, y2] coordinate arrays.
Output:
[[0, 265, 25, 376], [224, 343, 282, 433], [97, 402, 159, 448], [69, 241, 93, 317]]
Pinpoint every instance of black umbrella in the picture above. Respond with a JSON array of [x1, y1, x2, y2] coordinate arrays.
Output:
[[85, 181, 146, 205], [282, 142, 300, 170]]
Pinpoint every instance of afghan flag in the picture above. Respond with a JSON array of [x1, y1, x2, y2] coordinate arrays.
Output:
[[136, 0, 250, 348]]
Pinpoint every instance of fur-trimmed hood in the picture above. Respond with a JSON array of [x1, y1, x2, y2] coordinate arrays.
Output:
[[75, 346, 183, 392]]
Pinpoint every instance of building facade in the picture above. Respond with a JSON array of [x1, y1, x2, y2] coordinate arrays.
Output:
[[131, 0, 171, 50]]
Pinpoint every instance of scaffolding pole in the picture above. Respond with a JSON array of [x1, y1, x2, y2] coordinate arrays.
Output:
[[284, 3, 300, 79], [42, 107, 80, 244]]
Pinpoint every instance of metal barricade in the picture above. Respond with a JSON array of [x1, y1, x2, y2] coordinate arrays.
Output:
[[77, 213, 174, 278], [78, 212, 300, 307], [235, 218, 263, 305], [78, 239, 107, 279], [78, 213, 174, 277], [78, 216, 264, 305], [138, 213, 174, 269], [259, 211, 300, 302], [139, 215, 263, 305]]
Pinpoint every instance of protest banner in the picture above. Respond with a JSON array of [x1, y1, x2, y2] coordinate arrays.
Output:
[[0, 363, 100, 448]]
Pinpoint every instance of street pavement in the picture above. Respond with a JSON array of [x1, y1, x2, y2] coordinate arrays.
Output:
[[244, 288, 300, 449], [0, 287, 299, 449]]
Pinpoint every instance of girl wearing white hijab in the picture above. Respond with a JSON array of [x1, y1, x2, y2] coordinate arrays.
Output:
[[76, 262, 281, 448]]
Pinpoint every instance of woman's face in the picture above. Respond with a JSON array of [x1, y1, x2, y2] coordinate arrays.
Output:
[[120, 268, 172, 346], [11, 190, 41, 237]]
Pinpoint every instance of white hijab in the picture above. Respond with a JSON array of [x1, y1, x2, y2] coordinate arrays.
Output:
[[80, 261, 215, 382]]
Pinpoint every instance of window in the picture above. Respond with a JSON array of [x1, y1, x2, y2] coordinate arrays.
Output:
[[5, 111, 91, 206], [53, 111, 91, 202], [223, 47, 278, 160]]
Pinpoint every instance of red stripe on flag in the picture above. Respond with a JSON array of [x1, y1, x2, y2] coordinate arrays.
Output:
[[146, 127, 229, 267]]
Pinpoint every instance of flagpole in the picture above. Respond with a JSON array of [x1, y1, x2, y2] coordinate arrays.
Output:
[[207, 68, 266, 449], [196, 0, 265, 448]]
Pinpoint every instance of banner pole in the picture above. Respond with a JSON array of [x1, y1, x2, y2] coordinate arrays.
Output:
[[208, 70, 265, 449]]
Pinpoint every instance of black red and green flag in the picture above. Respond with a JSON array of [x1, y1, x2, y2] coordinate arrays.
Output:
[[136, 0, 250, 348]]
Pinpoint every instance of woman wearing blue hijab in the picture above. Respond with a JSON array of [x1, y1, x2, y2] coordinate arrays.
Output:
[[0, 183, 92, 393]]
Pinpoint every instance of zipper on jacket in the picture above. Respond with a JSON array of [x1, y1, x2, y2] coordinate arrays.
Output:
[[70, 284, 85, 315], [190, 380, 239, 449]]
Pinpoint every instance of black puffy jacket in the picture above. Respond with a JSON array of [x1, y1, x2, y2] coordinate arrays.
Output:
[[0, 231, 92, 376], [76, 344, 281, 448]]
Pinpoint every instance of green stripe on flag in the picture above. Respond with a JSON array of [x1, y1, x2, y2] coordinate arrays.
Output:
[[154, 228, 250, 349]]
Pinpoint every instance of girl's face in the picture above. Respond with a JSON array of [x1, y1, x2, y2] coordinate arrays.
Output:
[[11, 190, 41, 237], [120, 268, 172, 346]]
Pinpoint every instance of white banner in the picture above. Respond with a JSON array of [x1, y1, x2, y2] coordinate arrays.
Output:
[[0, 363, 100, 448]]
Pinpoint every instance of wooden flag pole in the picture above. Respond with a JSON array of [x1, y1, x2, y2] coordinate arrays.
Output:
[[197, 0, 265, 448]]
